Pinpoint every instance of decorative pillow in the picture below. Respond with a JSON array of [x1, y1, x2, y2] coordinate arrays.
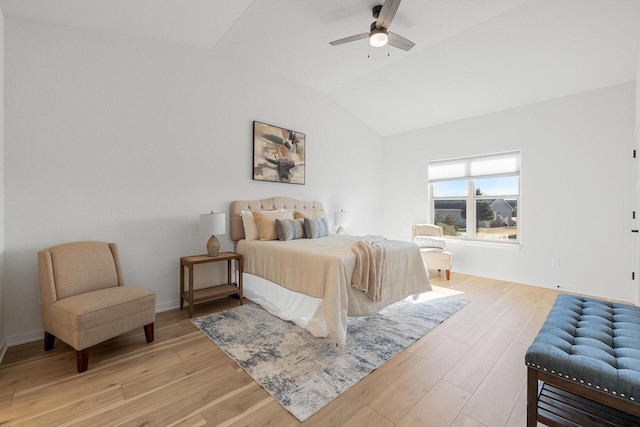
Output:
[[275, 218, 305, 241], [240, 210, 260, 241], [304, 217, 330, 239], [241, 209, 292, 240], [253, 210, 294, 241], [413, 236, 447, 249], [294, 209, 326, 219]]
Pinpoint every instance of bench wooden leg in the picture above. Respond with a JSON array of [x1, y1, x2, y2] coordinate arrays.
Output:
[[445, 269, 451, 280], [527, 367, 539, 426], [144, 323, 154, 343]]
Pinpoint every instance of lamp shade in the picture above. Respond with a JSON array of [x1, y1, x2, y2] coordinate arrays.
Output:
[[334, 210, 351, 227], [199, 212, 226, 236]]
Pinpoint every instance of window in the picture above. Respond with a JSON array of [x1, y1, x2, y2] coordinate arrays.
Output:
[[429, 151, 520, 243]]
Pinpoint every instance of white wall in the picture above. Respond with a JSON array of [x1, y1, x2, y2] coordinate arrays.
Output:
[[635, 47, 640, 304], [637, 45, 640, 151], [383, 82, 636, 302], [3, 19, 383, 345], [0, 10, 6, 360]]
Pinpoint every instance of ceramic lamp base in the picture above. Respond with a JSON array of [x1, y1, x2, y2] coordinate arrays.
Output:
[[206, 235, 220, 257]]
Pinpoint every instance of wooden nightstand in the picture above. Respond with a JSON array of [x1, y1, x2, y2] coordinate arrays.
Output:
[[179, 252, 243, 318]]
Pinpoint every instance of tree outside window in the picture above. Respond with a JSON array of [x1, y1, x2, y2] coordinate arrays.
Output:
[[429, 152, 520, 243]]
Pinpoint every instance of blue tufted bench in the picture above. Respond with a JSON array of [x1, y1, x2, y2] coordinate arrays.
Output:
[[525, 294, 640, 426]]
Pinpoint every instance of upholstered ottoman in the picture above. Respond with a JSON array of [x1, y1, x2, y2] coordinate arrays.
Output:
[[525, 294, 640, 426], [418, 248, 452, 280]]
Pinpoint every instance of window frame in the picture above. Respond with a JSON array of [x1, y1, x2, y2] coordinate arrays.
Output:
[[428, 151, 521, 245]]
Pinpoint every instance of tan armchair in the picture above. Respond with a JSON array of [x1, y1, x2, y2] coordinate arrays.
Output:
[[412, 224, 452, 280], [38, 241, 156, 372]]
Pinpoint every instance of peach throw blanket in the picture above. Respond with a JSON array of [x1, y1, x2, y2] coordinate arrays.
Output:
[[351, 236, 386, 301]]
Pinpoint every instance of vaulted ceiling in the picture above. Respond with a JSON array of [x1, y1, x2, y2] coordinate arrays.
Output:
[[1, 0, 639, 136]]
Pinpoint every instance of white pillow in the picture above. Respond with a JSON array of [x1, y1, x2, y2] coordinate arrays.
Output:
[[413, 236, 447, 249], [241, 209, 294, 241], [241, 210, 260, 241]]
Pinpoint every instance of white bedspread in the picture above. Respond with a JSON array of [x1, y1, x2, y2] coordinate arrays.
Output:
[[236, 235, 431, 349]]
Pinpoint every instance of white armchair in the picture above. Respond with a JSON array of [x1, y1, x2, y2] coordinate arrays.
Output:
[[412, 224, 452, 280]]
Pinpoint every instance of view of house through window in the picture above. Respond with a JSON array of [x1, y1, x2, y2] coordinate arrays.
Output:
[[429, 151, 520, 243]]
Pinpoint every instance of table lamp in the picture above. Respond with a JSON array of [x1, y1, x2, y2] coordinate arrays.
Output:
[[199, 212, 226, 257], [334, 210, 351, 235]]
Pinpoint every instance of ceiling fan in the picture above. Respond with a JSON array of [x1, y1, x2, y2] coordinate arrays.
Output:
[[329, 0, 415, 51]]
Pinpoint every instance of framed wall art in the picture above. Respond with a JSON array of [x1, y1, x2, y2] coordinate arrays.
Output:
[[253, 121, 306, 185]]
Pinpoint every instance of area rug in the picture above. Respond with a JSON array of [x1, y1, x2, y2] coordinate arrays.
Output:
[[191, 293, 469, 422]]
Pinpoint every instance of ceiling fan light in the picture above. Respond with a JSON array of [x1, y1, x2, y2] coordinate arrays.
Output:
[[369, 28, 388, 47]]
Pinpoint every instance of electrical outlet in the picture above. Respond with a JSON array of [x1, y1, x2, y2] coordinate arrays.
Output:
[[551, 258, 559, 268]]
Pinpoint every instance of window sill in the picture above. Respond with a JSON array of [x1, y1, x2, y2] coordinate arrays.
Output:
[[445, 238, 522, 251]]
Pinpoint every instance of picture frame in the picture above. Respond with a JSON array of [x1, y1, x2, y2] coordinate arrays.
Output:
[[253, 121, 306, 185]]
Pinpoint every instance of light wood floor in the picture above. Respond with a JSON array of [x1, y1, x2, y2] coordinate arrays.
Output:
[[0, 272, 559, 426]]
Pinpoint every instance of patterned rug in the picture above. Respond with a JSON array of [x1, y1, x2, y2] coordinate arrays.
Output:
[[192, 293, 469, 422]]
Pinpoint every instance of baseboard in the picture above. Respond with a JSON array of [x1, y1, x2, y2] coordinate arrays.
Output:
[[0, 336, 7, 363], [7, 329, 43, 347], [4, 302, 182, 352], [156, 300, 180, 313]]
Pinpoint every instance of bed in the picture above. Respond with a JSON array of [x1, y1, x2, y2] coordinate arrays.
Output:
[[230, 196, 432, 349]]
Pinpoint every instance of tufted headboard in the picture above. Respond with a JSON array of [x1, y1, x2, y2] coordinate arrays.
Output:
[[230, 196, 324, 242]]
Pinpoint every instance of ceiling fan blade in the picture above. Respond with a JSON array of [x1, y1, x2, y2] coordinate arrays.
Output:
[[329, 32, 369, 46], [388, 32, 415, 51], [376, 0, 402, 29]]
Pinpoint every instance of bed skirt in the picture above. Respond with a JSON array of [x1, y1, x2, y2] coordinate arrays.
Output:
[[242, 272, 330, 338], [242, 271, 433, 344]]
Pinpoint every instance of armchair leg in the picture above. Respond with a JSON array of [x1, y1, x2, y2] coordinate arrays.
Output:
[[144, 323, 155, 343], [446, 269, 451, 280], [76, 349, 89, 373], [44, 332, 56, 351]]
